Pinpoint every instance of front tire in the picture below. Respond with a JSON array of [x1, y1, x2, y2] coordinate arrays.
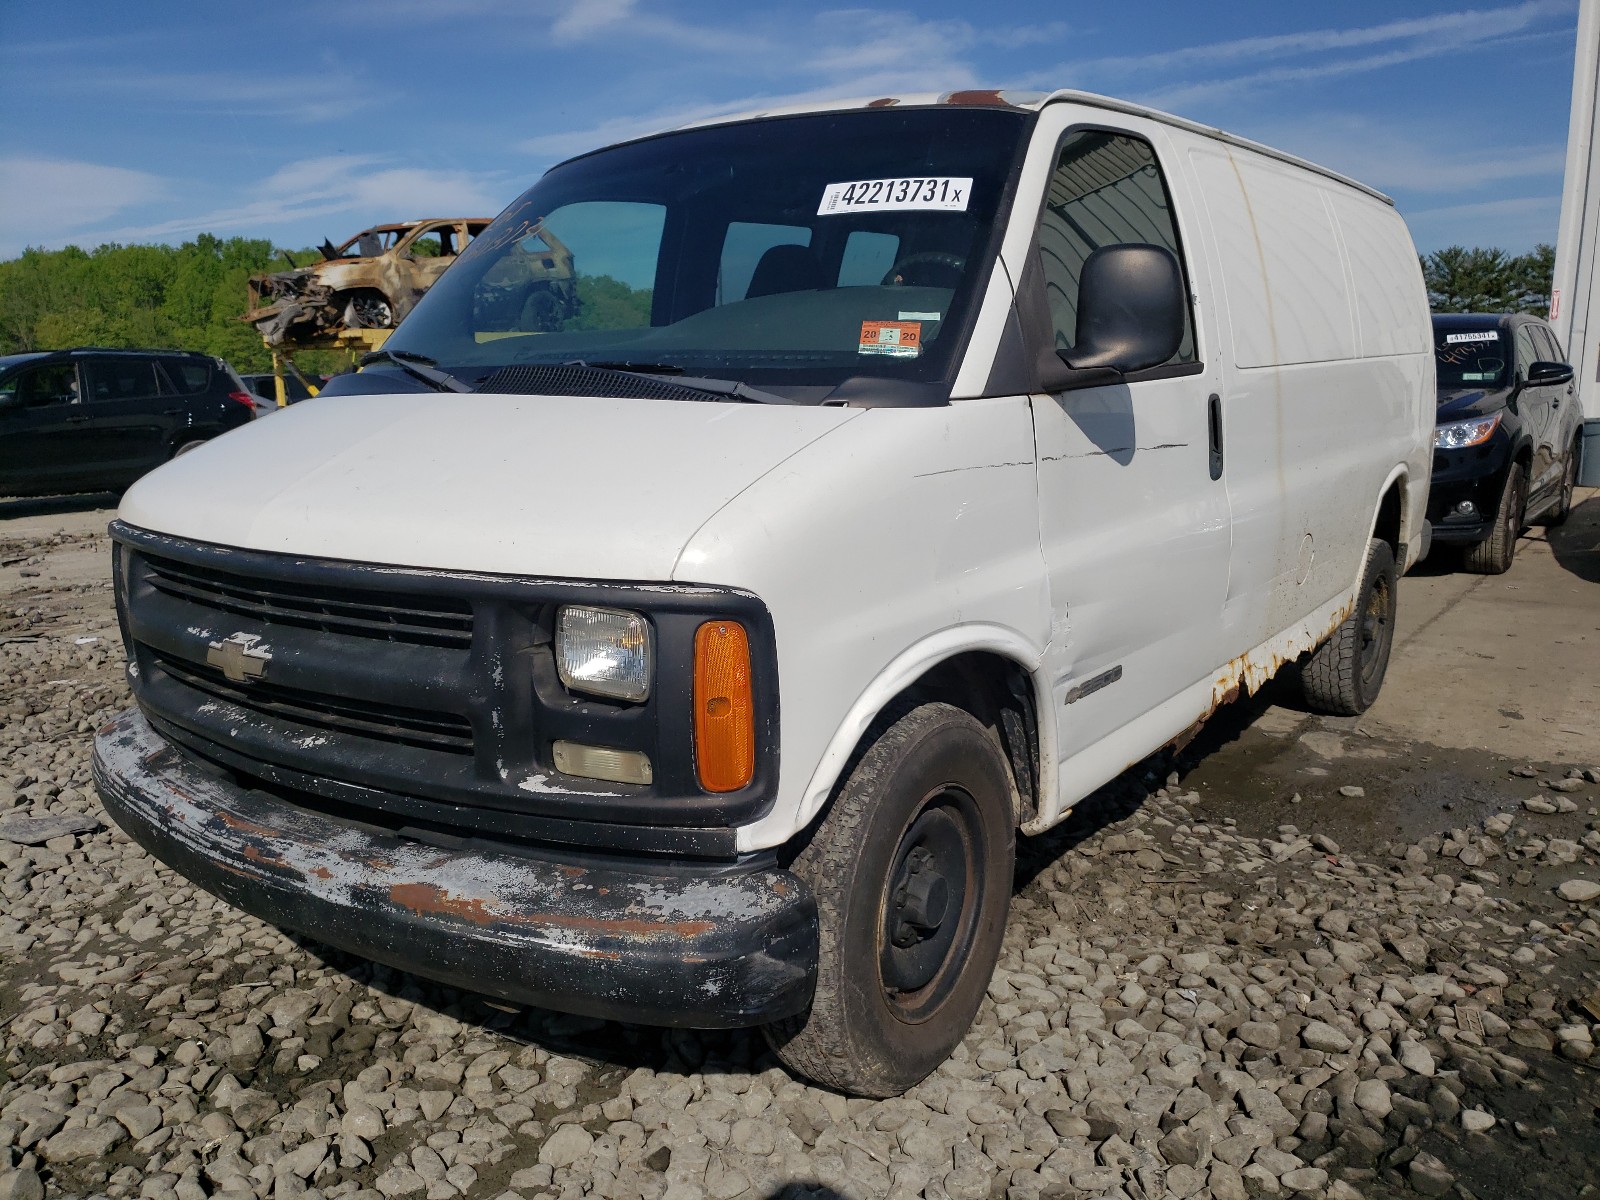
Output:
[[763, 703, 1015, 1097], [1300, 538, 1397, 716], [1463, 464, 1526, 574]]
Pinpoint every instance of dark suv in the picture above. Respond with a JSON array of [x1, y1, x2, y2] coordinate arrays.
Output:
[[1430, 313, 1583, 573], [0, 348, 257, 498]]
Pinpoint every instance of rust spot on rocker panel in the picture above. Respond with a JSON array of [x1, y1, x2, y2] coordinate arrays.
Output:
[[389, 882, 716, 940], [1166, 599, 1354, 753]]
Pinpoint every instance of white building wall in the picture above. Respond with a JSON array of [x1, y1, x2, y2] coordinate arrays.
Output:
[[1551, 0, 1600, 483]]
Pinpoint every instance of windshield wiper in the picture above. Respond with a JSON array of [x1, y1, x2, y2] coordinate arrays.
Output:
[[563, 360, 791, 404], [359, 349, 473, 393]]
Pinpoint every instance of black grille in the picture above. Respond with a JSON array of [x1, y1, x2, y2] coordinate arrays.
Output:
[[143, 553, 473, 648], [152, 652, 474, 755], [476, 364, 722, 402]]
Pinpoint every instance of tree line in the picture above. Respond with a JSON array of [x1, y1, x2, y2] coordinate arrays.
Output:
[[0, 235, 1561, 371]]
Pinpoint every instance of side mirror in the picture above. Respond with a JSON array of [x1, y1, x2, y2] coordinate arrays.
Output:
[[1037, 244, 1185, 391], [1527, 360, 1573, 386]]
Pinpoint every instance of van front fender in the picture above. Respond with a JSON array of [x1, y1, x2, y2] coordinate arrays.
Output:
[[734, 624, 1055, 853]]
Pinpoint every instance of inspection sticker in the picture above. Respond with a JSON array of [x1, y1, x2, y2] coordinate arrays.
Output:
[[1445, 331, 1498, 343], [859, 320, 922, 357], [819, 177, 971, 215]]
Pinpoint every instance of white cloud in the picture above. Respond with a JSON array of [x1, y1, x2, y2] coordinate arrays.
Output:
[[1402, 194, 1561, 252], [0, 158, 167, 251], [1244, 116, 1566, 196], [1060, 1, 1564, 79], [74, 157, 508, 249], [518, 7, 1064, 163]]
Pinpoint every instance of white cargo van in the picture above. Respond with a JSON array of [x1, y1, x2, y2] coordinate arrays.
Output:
[[94, 89, 1433, 1097]]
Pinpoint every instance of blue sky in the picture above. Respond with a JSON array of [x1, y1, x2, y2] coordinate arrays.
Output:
[[0, 0, 1582, 260]]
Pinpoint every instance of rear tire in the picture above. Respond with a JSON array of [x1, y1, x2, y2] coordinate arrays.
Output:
[[763, 703, 1015, 1097], [1540, 438, 1580, 527], [1300, 538, 1397, 716], [1463, 465, 1525, 574]]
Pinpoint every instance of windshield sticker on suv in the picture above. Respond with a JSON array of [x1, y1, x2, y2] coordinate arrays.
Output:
[[1445, 331, 1498, 343], [819, 177, 972, 215], [859, 320, 922, 357]]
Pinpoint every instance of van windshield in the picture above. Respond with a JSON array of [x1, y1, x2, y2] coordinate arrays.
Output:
[[382, 107, 1030, 398], [1434, 328, 1508, 389]]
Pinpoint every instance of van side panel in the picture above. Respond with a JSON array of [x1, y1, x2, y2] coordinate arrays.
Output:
[[1187, 149, 1357, 368], [1333, 192, 1434, 360], [1181, 137, 1431, 654]]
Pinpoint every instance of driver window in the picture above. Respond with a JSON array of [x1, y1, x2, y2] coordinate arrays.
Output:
[[1038, 130, 1196, 364], [6, 364, 78, 408], [1514, 326, 1537, 378]]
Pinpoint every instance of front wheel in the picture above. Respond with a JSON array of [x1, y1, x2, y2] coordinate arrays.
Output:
[[763, 703, 1015, 1097], [340, 291, 394, 329], [1299, 538, 1398, 716], [1463, 465, 1526, 574]]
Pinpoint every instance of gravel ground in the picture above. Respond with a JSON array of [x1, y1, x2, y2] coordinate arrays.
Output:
[[3, 515, 1599, 1200]]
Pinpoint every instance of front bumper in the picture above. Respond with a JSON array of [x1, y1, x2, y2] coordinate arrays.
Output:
[[92, 709, 817, 1028]]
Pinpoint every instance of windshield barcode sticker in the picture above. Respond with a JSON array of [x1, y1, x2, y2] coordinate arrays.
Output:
[[819, 177, 972, 215], [1445, 331, 1498, 343]]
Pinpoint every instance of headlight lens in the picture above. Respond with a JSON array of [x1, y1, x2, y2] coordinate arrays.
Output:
[[1434, 413, 1501, 450], [556, 606, 652, 702]]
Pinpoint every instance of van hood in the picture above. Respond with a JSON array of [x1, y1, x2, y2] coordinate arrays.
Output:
[[119, 392, 861, 581]]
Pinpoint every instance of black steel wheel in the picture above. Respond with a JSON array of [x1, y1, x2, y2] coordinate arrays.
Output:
[[764, 702, 1014, 1097]]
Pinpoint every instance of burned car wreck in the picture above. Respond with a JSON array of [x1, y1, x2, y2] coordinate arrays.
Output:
[[244, 218, 577, 346]]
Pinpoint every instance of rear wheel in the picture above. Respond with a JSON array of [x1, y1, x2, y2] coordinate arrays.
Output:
[[1540, 438, 1580, 527], [763, 703, 1015, 1097], [1300, 538, 1397, 716], [1463, 465, 1526, 574]]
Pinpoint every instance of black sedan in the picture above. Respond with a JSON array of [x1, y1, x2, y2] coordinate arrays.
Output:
[[1429, 313, 1583, 573]]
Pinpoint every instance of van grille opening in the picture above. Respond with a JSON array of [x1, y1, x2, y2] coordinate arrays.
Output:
[[151, 651, 475, 755], [142, 553, 473, 648]]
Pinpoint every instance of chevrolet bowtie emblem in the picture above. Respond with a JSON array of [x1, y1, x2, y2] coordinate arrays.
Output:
[[206, 632, 271, 684]]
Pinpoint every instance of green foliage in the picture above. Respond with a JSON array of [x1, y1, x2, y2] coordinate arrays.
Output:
[[1422, 243, 1555, 315], [0, 236, 319, 372], [561, 274, 653, 331]]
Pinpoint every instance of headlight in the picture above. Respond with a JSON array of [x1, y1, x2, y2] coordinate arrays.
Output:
[[1434, 413, 1501, 450], [556, 606, 652, 702]]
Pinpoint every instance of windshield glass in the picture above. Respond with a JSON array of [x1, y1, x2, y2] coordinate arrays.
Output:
[[1434, 327, 1508, 389], [384, 107, 1030, 395]]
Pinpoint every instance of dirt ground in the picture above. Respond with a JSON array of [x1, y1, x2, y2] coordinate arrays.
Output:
[[2, 489, 1597, 1200]]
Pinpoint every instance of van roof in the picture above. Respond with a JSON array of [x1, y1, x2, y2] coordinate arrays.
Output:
[[668, 88, 1393, 206]]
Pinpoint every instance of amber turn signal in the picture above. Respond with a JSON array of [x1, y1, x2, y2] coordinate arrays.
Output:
[[693, 620, 755, 792]]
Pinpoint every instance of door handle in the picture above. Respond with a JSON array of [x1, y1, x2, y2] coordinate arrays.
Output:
[[1207, 393, 1224, 480], [66, 414, 90, 424], [162, 408, 182, 416]]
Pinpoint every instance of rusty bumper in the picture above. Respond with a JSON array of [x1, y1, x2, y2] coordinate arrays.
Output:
[[92, 709, 817, 1028]]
